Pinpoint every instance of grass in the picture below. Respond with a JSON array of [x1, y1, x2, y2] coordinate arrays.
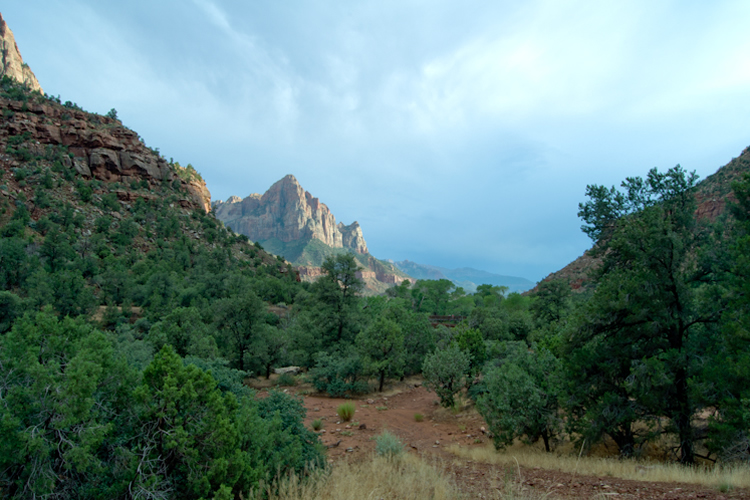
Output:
[[414, 413, 424, 422], [375, 430, 404, 458], [311, 418, 322, 432], [277, 372, 296, 387], [447, 442, 750, 490], [336, 402, 355, 422], [252, 452, 545, 500]]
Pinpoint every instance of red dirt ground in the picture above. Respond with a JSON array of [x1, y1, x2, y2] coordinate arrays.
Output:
[[259, 377, 749, 499]]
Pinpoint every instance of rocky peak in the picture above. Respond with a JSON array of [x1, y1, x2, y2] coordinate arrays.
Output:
[[214, 175, 368, 253], [0, 13, 43, 94]]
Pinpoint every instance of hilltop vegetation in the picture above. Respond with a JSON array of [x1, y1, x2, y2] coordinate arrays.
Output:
[[0, 76, 749, 499]]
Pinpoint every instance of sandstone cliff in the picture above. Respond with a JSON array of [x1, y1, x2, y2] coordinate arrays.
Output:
[[214, 175, 412, 294], [214, 175, 368, 253], [0, 13, 43, 94], [0, 85, 210, 212]]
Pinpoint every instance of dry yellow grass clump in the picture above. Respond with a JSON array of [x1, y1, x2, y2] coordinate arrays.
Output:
[[447, 443, 750, 491], [251, 454, 459, 500], [250, 453, 540, 500]]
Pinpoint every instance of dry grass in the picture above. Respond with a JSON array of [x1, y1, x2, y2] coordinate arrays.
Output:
[[251, 453, 543, 500], [447, 442, 750, 490]]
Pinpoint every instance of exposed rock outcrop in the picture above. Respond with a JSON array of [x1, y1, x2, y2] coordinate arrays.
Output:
[[0, 13, 43, 93], [215, 175, 412, 294], [214, 175, 368, 253], [0, 96, 210, 212]]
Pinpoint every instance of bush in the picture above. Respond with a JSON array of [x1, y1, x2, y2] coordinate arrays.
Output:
[[375, 430, 404, 458], [414, 413, 424, 422], [277, 372, 296, 387], [422, 344, 470, 408], [309, 352, 368, 397], [337, 402, 355, 422], [311, 418, 323, 431]]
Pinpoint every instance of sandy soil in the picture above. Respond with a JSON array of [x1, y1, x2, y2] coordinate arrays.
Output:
[[257, 377, 749, 499]]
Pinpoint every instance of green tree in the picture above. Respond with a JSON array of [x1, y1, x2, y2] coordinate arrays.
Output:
[[310, 253, 363, 347], [0, 308, 132, 498], [568, 165, 719, 463], [356, 317, 405, 391], [455, 327, 487, 375], [706, 173, 750, 460], [129, 346, 244, 499], [477, 344, 562, 452], [214, 291, 266, 371], [148, 306, 217, 358], [530, 279, 571, 325], [412, 279, 454, 314], [422, 343, 470, 408]]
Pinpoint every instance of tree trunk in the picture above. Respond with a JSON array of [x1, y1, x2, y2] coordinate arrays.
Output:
[[379, 371, 385, 392], [542, 430, 551, 452], [674, 367, 694, 464]]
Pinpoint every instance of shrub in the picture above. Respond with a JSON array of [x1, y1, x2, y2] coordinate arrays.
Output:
[[414, 413, 424, 422], [337, 402, 355, 422], [422, 344, 470, 408], [375, 430, 404, 458], [309, 352, 368, 397], [277, 372, 296, 387], [311, 418, 323, 431]]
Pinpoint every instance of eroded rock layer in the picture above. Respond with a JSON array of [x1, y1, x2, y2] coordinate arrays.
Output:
[[214, 175, 368, 254]]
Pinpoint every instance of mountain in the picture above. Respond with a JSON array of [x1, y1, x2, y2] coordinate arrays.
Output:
[[213, 175, 367, 254], [538, 145, 750, 291], [392, 260, 534, 294], [0, 13, 43, 94], [214, 175, 410, 293]]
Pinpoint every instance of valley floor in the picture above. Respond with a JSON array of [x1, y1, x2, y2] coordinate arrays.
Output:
[[251, 376, 750, 499]]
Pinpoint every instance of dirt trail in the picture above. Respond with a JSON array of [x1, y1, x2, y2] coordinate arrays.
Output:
[[262, 378, 749, 499]]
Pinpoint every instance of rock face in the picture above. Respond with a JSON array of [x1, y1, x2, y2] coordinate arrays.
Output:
[[214, 175, 368, 253], [215, 175, 412, 294], [0, 13, 43, 94], [0, 95, 210, 212]]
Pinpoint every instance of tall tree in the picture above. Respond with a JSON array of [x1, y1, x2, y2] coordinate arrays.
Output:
[[567, 165, 719, 463], [477, 343, 562, 452], [706, 173, 750, 460], [214, 291, 266, 371], [356, 317, 405, 392], [310, 253, 363, 347]]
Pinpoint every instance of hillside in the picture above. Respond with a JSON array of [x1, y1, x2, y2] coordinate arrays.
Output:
[[538, 146, 750, 291], [214, 174, 411, 294]]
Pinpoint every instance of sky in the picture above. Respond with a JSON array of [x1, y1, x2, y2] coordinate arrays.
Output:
[[3, 1, 750, 283]]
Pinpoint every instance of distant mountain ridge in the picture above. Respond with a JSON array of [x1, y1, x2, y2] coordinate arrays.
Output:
[[392, 260, 534, 294], [213, 175, 410, 294]]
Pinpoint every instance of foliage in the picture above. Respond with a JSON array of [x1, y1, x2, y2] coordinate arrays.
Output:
[[309, 253, 364, 348], [422, 343, 470, 408], [277, 372, 296, 387], [375, 430, 404, 458], [476, 343, 562, 452], [356, 316, 405, 391], [567, 165, 718, 463], [308, 351, 368, 397], [337, 402, 356, 422]]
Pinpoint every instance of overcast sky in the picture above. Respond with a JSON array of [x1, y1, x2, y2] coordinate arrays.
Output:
[[4, 2, 750, 282]]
